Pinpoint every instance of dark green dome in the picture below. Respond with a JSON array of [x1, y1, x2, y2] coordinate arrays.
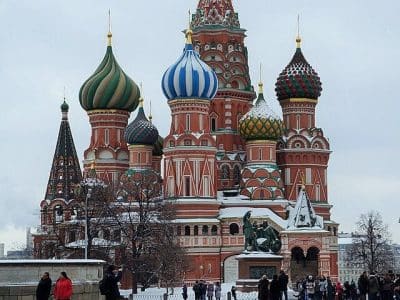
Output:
[[79, 35, 140, 112], [153, 135, 164, 156], [239, 84, 284, 141], [61, 100, 69, 112]]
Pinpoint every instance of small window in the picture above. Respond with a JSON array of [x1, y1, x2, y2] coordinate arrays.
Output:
[[177, 226, 182, 236], [169, 140, 175, 147], [184, 177, 191, 196], [201, 140, 208, 146], [211, 118, 216, 131], [184, 225, 191, 236], [184, 139, 192, 146], [229, 223, 239, 235], [316, 184, 321, 201], [69, 231, 76, 243], [202, 225, 209, 235], [221, 165, 230, 180], [105, 129, 110, 145], [185, 114, 190, 131], [211, 225, 218, 236], [233, 165, 241, 185], [296, 115, 300, 129], [194, 225, 199, 236]]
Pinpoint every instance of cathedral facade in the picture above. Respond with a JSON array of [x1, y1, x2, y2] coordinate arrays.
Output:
[[34, 0, 338, 284]]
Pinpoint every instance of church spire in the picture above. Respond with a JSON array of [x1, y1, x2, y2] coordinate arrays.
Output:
[[44, 100, 82, 201]]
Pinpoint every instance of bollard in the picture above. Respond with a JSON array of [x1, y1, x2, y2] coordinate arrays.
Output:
[[163, 292, 168, 300], [227, 291, 232, 300]]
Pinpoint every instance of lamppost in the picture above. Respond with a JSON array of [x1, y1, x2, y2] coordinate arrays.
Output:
[[84, 188, 92, 260]]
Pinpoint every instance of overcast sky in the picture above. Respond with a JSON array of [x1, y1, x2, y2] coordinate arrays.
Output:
[[0, 0, 399, 252]]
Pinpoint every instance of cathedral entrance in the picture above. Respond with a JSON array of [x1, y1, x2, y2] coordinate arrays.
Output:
[[290, 246, 320, 283], [224, 255, 239, 283]]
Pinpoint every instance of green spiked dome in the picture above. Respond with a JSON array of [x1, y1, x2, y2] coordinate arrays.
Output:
[[79, 32, 140, 112], [239, 83, 284, 141]]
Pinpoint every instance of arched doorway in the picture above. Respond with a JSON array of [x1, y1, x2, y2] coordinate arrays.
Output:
[[224, 255, 238, 283], [290, 246, 320, 283]]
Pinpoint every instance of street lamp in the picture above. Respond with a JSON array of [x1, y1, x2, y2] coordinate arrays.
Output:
[[84, 188, 92, 259]]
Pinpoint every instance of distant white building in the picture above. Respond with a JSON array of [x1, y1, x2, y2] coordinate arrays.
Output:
[[338, 233, 364, 283], [0, 243, 4, 258]]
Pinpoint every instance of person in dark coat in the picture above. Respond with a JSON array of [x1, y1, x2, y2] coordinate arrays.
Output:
[[231, 286, 237, 300], [182, 283, 188, 300], [258, 275, 270, 300], [278, 270, 289, 300], [357, 272, 369, 300], [36, 272, 52, 300], [193, 281, 201, 300], [103, 265, 122, 300], [270, 274, 281, 300], [326, 277, 334, 300]]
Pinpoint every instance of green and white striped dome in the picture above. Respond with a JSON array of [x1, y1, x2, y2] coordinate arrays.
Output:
[[79, 33, 140, 112]]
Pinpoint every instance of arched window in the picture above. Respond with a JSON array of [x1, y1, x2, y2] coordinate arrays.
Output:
[[194, 225, 199, 236], [184, 225, 191, 236], [233, 165, 241, 185], [221, 165, 230, 180], [185, 114, 191, 131], [177, 226, 182, 236], [229, 223, 239, 235], [69, 231, 76, 243], [202, 225, 209, 235], [211, 117, 217, 132], [54, 205, 63, 223], [211, 225, 218, 236]]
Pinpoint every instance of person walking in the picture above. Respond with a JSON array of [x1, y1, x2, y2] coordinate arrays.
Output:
[[368, 272, 380, 300], [54, 272, 72, 300], [214, 282, 221, 300], [207, 282, 214, 300], [231, 286, 237, 300], [305, 276, 315, 300], [270, 274, 281, 300], [193, 281, 201, 300], [319, 276, 327, 300], [278, 270, 289, 300], [200, 280, 207, 300], [326, 277, 334, 300], [36, 272, 52, 300], [381, 273, 394, 300], [258, 275, 270, 300], [182, 283, 188, 300], [335, 282, 343, 300], [357, 272, 368, 300], [102, 265, 123, 300]]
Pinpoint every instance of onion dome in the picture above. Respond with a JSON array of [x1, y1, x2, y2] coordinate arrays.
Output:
[[153, 135, 164, 156], [275, 37, 322, 101], [239, 83, 284, 141], [61, 100, 69, 112], [79, 31, 140, 112], [161, 26, 218, 101], [124, 98, 159, 145]]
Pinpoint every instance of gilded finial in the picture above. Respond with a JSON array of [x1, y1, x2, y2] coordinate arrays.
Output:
[[139, 82, 144, 107], [296, 14, 301, 48], [149, 97, 153, 122], [258, 63, 264, 94], [107, 9, 112, 46], [185, 10, 193, 44]]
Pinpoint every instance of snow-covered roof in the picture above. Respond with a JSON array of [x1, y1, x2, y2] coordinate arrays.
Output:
[[65, 238, 120, 248], [172, 218, 220, 224], [0, 259, 105, 264], [219, 207, 286, 229]]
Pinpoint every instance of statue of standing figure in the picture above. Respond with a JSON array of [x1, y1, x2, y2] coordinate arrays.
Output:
[[242, 211, 282, 253]]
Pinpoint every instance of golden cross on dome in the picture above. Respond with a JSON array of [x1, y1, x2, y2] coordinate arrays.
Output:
[[296, 14, 302, 48], [185, 9, 193, 44], [258, 63, 264, 94], [107, 9, 112, 46]]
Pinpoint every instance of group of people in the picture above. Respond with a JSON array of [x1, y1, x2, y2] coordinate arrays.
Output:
[[257, 270, 289, 300], [35, 264, 123, 300], [295, 271, 400, 300], [188, 280, 222, 300], [36, 271, 72, 300]]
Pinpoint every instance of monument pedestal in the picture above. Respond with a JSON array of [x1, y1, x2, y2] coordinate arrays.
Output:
[[236, 252, 283, 292]]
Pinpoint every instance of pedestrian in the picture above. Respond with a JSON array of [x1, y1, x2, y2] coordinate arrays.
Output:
[[200, 280, 207, 300], [314, 277, 321, 300], [101, 265, 123, 300], [182, 283, 188, 300], [368, 272, 380, 300], [335, 282, 343, 300], [326, 277, 334, 300], [231, 285, 237, 300], [258, 274, 270, 300], [215, 282, 221, 300], [357, 272, 368, 300], [305, 276, 315, 300], [36, 272, 52, 300], [319, 276, 327, 300], [270, 274, 281, 300], [381, 273, 394, 300], [207, 282, 214, 300], [278, 270, 289, 300], [54, 271, 72, 300], [193, 281, 201, 300]]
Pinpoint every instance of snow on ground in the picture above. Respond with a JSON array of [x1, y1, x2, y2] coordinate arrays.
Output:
[[120, 283, 296, 300]]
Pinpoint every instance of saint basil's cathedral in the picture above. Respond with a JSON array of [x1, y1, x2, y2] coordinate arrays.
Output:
[[33, 0, 339, 284]]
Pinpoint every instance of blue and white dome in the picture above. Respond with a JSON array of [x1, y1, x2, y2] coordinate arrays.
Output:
[[162, 31, 218, 101]]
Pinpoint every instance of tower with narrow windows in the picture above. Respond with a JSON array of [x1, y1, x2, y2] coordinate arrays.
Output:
[[162, 27, 219, 201], [79, 30, 140, 183], [275, 36, 331, 219], [191, 0, 256, 190]]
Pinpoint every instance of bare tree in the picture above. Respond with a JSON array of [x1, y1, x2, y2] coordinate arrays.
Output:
[[350, 211, 394, 273], [105, 169, 187, 294]]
